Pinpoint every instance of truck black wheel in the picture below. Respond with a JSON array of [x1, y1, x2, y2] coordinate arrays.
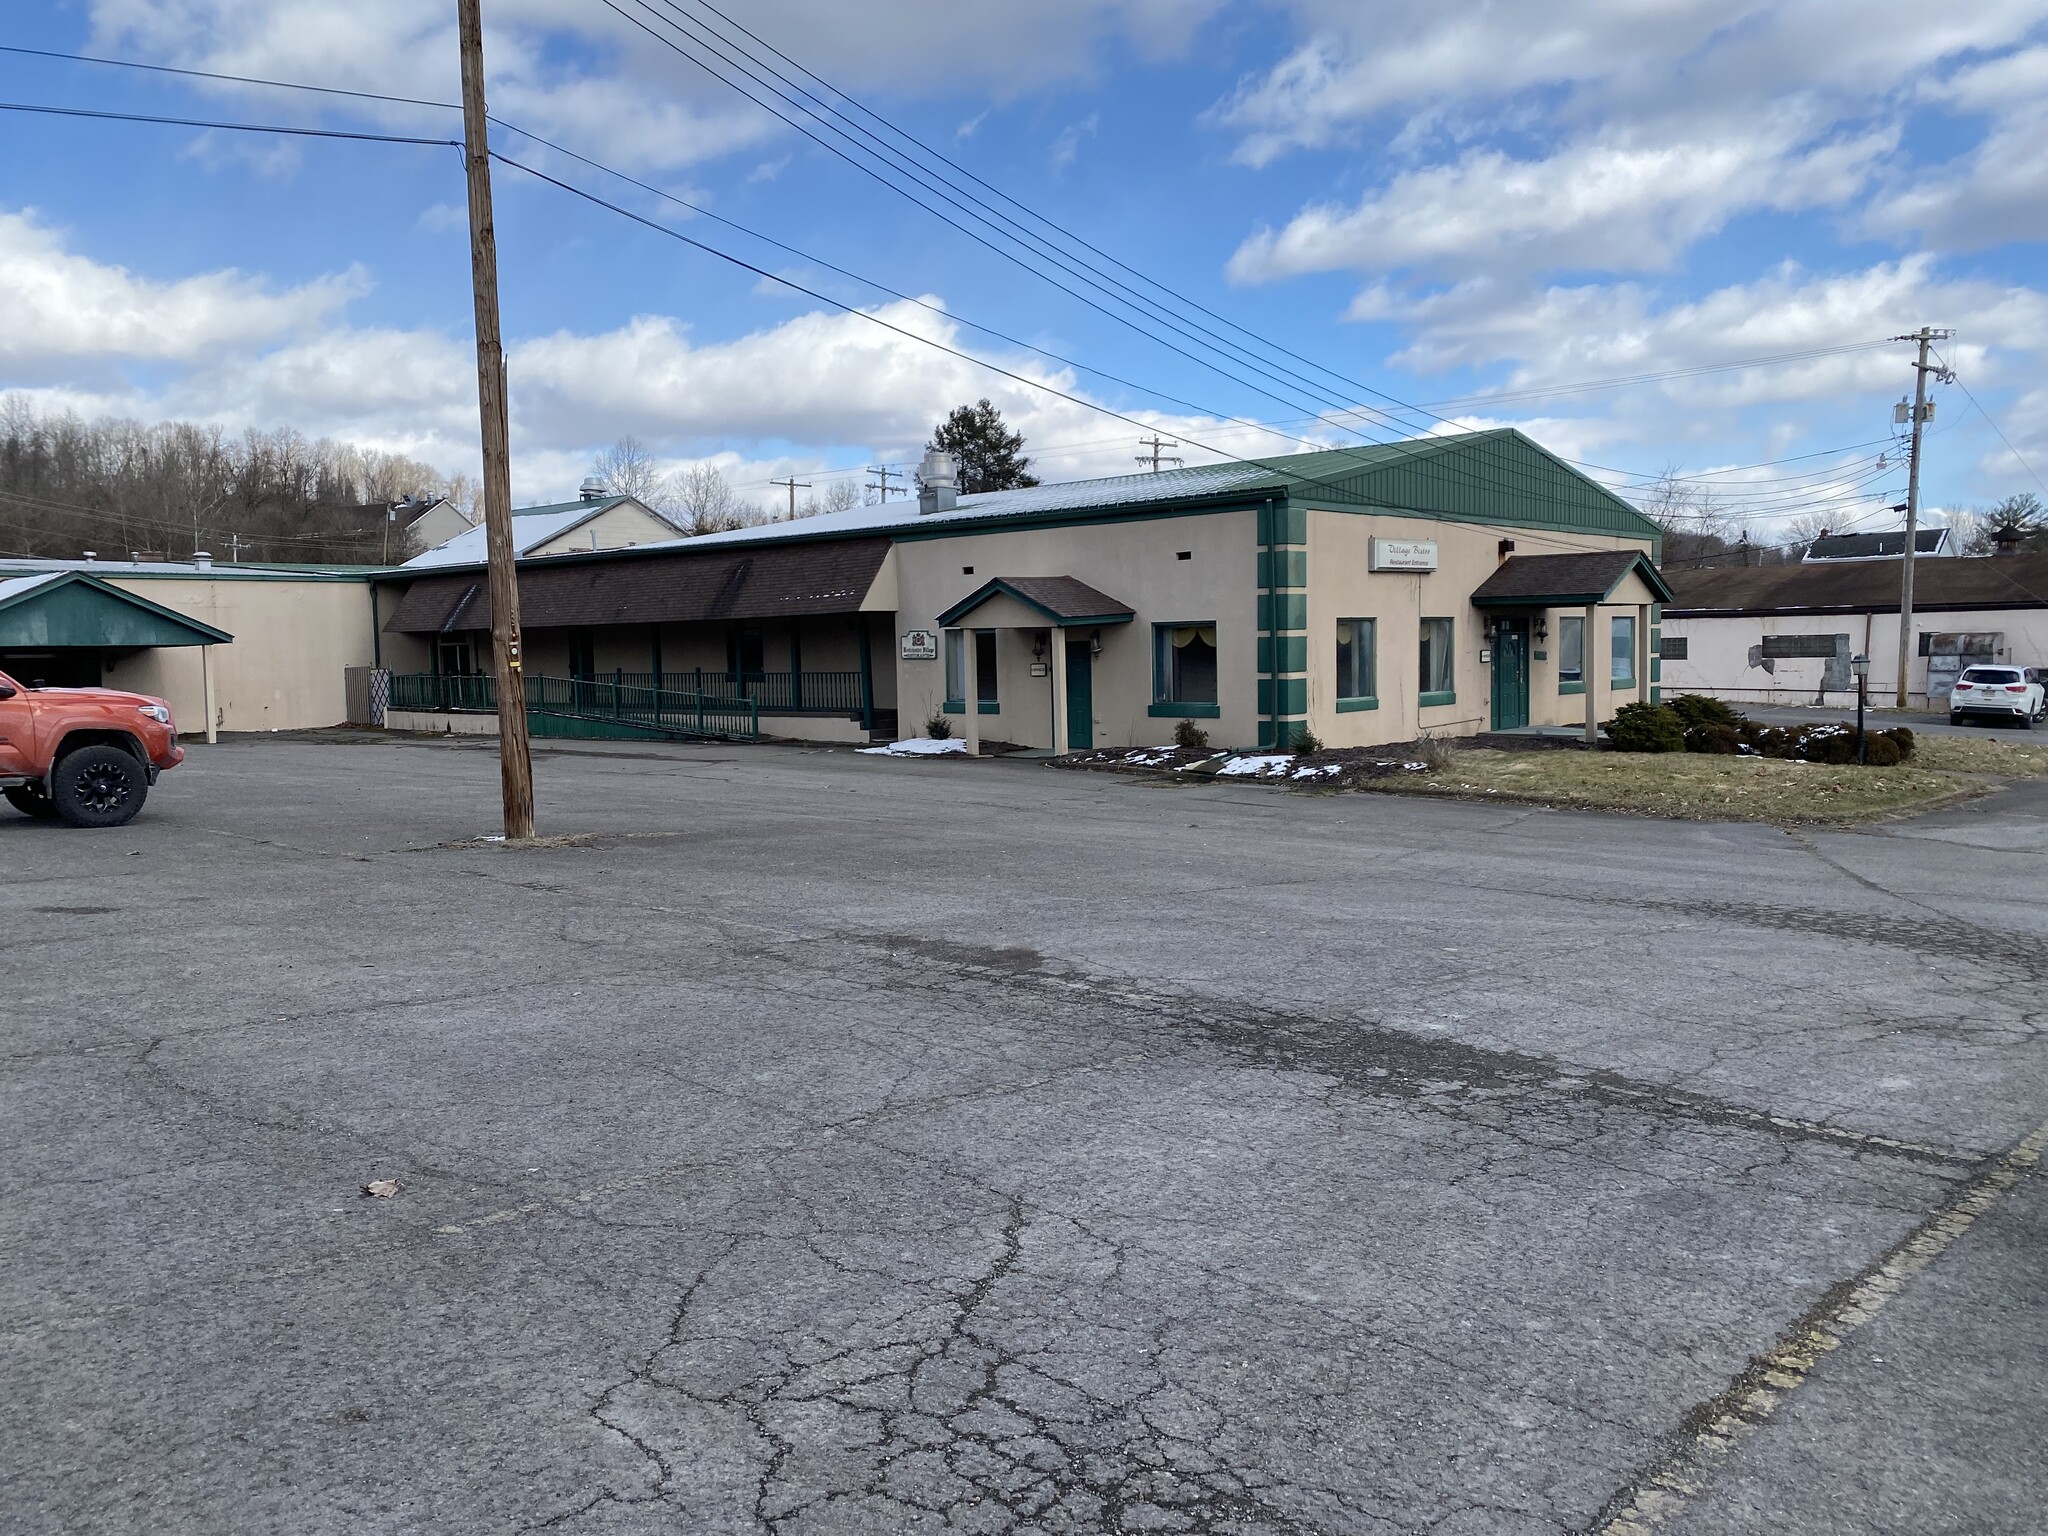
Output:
[[4, 783, 60, 819], [51, 745, 148, 828]]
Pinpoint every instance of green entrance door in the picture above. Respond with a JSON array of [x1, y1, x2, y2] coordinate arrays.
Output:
[[1064, 640, 1094, 749], [1491, 619, 1530, 730]]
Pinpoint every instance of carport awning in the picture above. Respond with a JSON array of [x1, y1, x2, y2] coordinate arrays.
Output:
[[1469, 550, 1673, 608], [0, 572, 232, 647], [383, 536, 893, 633], [935, 576, 1135, 628]]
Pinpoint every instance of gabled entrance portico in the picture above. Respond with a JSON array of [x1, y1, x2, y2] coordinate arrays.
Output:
[[934, 577, 1134, 756]]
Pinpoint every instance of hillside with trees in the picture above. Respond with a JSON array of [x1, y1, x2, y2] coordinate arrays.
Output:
[[0, 395, 468, 565]]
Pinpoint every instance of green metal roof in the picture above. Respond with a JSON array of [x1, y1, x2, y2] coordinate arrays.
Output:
[[0, 572, 233, 648]]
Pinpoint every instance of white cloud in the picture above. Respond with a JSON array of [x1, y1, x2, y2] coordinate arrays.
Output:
[[1228, 117, 1894, 284], [85, 0, 1226, 174], [1050, 114, 1100, 172], [1867, 48, 2048, 251], [0, 209, 365, 371]]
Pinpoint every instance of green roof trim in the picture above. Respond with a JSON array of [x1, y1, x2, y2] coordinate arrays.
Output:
[[0, 572, 233, 648]]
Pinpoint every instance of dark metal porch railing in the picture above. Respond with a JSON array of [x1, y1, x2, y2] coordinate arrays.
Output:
[[611, 670, 868, 715], [387, 672, 759, 741]]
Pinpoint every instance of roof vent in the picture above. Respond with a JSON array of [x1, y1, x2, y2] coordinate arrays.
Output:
[[192, 551, 214, 571], [917, 449, 958, 515], [82, 550, 97, 562], [578, 475, 609, 502]]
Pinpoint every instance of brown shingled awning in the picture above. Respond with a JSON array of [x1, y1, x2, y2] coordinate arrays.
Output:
[[1470, 550, 1673, 607], [934, 575, 1135, 627], [1664, 552, 2048, 615], [383, 537, 892, 634]]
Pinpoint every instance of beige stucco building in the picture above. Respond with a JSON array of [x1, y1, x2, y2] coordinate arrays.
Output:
[[0, 558, 379, 737], [375, 431, 1670, 751]]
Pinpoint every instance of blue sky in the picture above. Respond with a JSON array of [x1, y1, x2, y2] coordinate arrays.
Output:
[[3, 0, 2045, 541]]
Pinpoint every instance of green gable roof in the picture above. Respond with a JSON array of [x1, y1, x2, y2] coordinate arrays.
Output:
[[0, 572, 233, 648]]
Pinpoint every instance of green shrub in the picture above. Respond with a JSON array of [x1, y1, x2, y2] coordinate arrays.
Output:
[[1606, 701, 1687, 752], [1863, 735, 1903, 767], [923, 712, 953, 740], [1684, 722, 1741, 755], [1666, 694, 1745, 731], [1812, 731, 1858, 765], [1886, 726, 1915, 760], [1173, 717, 1210, 751], [1289, 725, 1323, 754]]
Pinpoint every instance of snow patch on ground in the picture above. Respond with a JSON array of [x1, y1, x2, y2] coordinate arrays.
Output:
[[858, 738, 967, 757], [1217, 754, 1295, 777]]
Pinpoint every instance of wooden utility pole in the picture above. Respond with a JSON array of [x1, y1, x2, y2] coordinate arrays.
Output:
[[1891, 326, 1953, 708], [457, 0, 534, 838], [770, 476, 811, 521], [866, 465, 905, 501], [1135, 435, 1183, 473]]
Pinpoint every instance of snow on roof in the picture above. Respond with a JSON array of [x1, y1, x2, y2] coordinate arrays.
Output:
[[402, 498, 624, 570], [0, 572, 66, 605], [623, 461, 1277, 558], [0, 557, 365, 580]]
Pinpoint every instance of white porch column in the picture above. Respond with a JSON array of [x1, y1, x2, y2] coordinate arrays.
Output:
[[963, 634, 982, 757], [1582, 602, 1599, 745], [1049, 629, 1070, 757], [201, 644, 219, 744], [1638, 602, 1653, 705]]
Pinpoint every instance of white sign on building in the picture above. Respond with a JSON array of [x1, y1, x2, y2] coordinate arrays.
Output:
[[899, 629, 938, 660], [1369, 537, 1439, 572]]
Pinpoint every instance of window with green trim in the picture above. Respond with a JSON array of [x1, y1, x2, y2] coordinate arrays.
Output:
[[1558, 616, 1584, 685], [1611, 615, 1636, 686], [975, 629, 999, 706], [1154, 622, 1218, 705], [943, 628, 966, 707], [1336, 618, 1376, 701], [1419, 617, 1453, 696]]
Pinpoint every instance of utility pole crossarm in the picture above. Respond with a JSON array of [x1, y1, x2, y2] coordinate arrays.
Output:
[[866, 465, 904, 501], [457, 0, 535, 840], [770, 476, 811, 521]]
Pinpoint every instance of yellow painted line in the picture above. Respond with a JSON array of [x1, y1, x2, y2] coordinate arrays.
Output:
[[1591, 1116, 2048, 1534]]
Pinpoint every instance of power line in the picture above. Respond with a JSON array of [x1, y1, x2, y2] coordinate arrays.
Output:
[[16, 41, 1917, 527], [1932, 348, 2048, 498], [0, 99, 461, 146]]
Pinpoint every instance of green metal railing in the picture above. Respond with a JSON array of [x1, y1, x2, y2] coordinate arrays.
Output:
[[388, 673, 759, 741], [610, 669, 867, 715]]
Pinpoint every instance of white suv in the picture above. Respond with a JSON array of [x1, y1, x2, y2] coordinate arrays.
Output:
[[1948, 665, 2046, 727]]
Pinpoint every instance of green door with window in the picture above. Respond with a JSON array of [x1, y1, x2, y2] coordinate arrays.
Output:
[[1491, 618, 1530, 730], [1064, 640, 1094, 749]]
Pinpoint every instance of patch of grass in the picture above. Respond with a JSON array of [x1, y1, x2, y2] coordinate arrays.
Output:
[[1380, 747, 1993, 822], [1909, 733, 2048, 776]]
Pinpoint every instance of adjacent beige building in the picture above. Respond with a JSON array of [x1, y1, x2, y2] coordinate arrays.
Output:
[[374, 430, 1670, 750]]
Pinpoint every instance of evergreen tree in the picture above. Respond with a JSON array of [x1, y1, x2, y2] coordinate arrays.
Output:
[[928, 399, 1039, 494]]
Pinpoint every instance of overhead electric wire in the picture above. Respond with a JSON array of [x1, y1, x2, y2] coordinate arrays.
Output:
[[20, 40, 1910, 524], [11, 43, 1918, 538], [1932, 347, 2048, 498], [0, 99, 461, 145]]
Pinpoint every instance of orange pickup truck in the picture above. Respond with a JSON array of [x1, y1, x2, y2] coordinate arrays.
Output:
[[0, 669, 184, 827]]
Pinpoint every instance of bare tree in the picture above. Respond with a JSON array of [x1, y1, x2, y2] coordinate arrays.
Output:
[[588, 436, 672, 505], [670, 463, 764, 535], [0, 397, 457, 563], [797, 477, 864, 519], [1635, 466, 1736, 563]]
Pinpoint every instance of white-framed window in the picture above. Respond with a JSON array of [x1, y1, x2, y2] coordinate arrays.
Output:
[[1612, 614, 1636, 686], [1558, 616, 1585, 684], [943, 628, 966, 705], [1154, 622, 1218, 705], [1419, 617, 1454, 698], [975, 629, 999, 705], [1336, 618, 1376, 700]]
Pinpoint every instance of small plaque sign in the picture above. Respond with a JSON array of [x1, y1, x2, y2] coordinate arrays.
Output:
[[1369, 537, 1438, 572], [900, 629, 938, 661]]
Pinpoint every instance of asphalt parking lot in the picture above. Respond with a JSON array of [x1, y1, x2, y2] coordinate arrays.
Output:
[[5, 734, 2044, 1535]]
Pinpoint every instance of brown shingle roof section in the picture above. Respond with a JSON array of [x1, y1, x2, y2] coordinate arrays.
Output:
[[1469, 550, 1671, 606], [935, 576, 1135, 627], [383, 537, 891, 633], [1664, 554, 2048, 615]]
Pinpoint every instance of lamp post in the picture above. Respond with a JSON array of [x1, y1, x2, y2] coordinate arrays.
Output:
[[1852, 654, 1870, 765]]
